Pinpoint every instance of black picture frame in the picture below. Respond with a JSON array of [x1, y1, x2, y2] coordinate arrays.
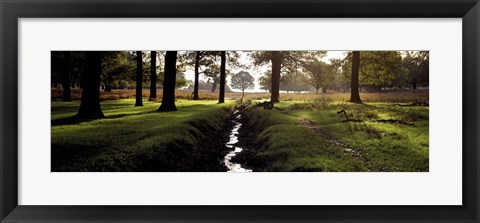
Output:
[[1, 0, 479, 222]]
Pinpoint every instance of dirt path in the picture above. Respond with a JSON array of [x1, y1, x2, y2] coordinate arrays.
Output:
[[299, 118, 371, 167]]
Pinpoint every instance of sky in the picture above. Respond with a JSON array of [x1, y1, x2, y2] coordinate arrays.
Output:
[[183, 51, 348, 92]]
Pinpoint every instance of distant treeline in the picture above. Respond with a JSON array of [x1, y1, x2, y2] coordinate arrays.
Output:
[[51, 51, 428, 117]]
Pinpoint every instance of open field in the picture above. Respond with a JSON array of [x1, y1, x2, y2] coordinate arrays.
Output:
[[52, 89, 428, 103], [52, 90, 428, 172]]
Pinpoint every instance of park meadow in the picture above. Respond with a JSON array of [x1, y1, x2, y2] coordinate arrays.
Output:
[[51, 51, 429, 172]]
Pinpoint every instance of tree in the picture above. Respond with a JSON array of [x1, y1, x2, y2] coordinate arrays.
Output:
[[182, 51, 210, 100], [77, 51, 105, 118], [258, 70, 272, 92], [259, 70, 308, 93], [158, 51, 178, 112], [101, 52, 135, 91], [271, 52, 281, 102], [350, 51, 362, 103], [219, 51, 226, 103], [231, 71, 254, 104], [193, 51, 201, 100], [149, 51, 157, 101], [403, 51, 429, 89], [248, 51, 282, 102], [175, 73, 188, 88], [321, 63, 337, 93], [249, 51, 308, 102], [358, 51, 403, 90], [281, 74, 310, 93], [182, 51, 217, 95], [197, 51, 241, 94], [302, 60, 324, 93], [135, 51, 143, 106], [326, 59, 346, 92], [68, 52, 86, 90], [61, 52, 72, 101], [51, 51, 73, 101]]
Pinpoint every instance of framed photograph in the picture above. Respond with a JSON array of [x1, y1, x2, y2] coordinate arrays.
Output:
[[1, 0, 479, 222]]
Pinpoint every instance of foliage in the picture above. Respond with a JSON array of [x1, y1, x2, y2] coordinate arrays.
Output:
[[336, 51, 429, 91], [258, 69, 310, 93], [51, 51, 85, 88], [280, 72, 311, 93], [231, 71, 255, 92], [402, 51, 429, 89]]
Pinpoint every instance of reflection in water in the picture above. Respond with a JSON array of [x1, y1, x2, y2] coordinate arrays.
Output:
[[224, 111, 253, 172]]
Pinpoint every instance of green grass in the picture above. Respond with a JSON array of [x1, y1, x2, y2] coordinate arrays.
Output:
[[52, 99, 235, 171], [52, 96, 429, 172], [241, 100, 429, 172]]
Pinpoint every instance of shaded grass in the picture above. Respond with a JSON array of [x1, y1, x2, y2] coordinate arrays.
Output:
[[239, 100, 429, 172], [51, 99, 235, 171]]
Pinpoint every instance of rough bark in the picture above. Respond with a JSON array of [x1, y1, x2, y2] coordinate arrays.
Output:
[[349, 51, 362, 103], [193, 51, 200, 100], [271, 51, 281, 103], [149, 51, 157, 101], [218, 51, 226, 104], [77, 51, 104, 119], [135, 51, 143, 106], [158, 51, 178, 112]]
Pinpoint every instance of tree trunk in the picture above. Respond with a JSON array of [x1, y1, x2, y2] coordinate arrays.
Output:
[[61, 52, 72, 101], [105, 71, 113, 92], [322, 87, 327, 93], [349, 51, 362, 103], [218, 51, 226, 103], [158, 51, 178, 112], [211, 83, 217, 92], [193, 51, 200, 100], [240, 90, 245, 105], [135, 51, 143, 106], [315, 88, 319, 94], [149, 51, 157, 101], [271, 51, 281, 103], [77, 51, 104, 118]]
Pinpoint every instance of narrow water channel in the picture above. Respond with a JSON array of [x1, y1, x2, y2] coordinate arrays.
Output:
[[224, 110, 253, 172]]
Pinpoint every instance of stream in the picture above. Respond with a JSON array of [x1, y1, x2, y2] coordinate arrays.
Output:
[[223, 110, 253, 172]]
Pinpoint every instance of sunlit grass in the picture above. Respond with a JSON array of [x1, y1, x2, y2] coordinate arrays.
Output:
[[52, 89, 428, 103], [242, 100, 429, 172]]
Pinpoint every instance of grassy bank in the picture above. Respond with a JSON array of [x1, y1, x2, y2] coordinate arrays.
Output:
[[52, 99, 235, 171], [234, 100, 429, 172]]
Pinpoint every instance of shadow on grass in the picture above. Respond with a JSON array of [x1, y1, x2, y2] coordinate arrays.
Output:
[[51, 144, 104, 172], [51, 110, 159, 126]]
